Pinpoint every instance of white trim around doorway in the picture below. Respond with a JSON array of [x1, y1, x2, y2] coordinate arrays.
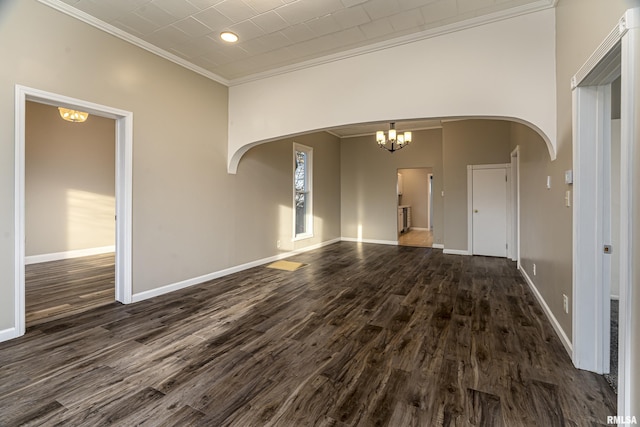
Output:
[[571, 7, 639, 417], [10, 85, 133, 341], [510, 147, 520, 265]]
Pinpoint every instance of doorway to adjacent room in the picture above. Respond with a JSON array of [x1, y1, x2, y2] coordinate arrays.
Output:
[[12, 85, 133, 340], [397, 167, 433, 248]]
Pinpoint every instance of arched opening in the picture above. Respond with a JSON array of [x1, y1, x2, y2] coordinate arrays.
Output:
[[228, 116, 554, 174]]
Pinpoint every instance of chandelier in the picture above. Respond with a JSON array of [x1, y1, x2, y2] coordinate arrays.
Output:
[[58, 107, 89, 123], [376, 122, 411, 152]]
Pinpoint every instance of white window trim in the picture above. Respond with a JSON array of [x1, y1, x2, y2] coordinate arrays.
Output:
[[293, 143, 313, 241]]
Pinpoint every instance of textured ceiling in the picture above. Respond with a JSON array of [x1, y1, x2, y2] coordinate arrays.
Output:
[[47, 0, 554, 84]]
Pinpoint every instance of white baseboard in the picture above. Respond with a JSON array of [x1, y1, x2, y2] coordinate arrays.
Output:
[[0, 327, 19, 343], [340, 237, 398, 245], [432, 243, 444, 249], [132, 238, 341, 303], [443, 248, 471, 255], [25, 245, 115, 265], [519, 266, 573, 356], [411, 227, 429, 231]]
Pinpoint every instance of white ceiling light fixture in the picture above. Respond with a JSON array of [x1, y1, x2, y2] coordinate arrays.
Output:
[[220, 31, 239, 43], [376, 122, 411, 153], [58, 107, 89, 123]]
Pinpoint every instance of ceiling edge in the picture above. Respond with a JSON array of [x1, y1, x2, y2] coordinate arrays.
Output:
[[228, 0, 556, 86], [37, 0, 230, 87]]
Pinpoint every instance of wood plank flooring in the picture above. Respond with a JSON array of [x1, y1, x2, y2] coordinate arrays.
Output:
[[0, 243, 616, 426], [25, 253, 115, 327], [398, 229, 433, 247]]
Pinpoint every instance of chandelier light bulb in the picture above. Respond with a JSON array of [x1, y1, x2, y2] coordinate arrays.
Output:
[[375, 122, 411, 153]]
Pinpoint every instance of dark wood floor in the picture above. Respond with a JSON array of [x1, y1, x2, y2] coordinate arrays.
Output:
[[1, 243, 615, 426], [25, 253, 115, 327]]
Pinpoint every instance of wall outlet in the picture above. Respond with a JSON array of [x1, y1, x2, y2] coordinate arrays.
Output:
[[533, 263, 536, 276], [563, 294, 569, 313], [276, 240, 281, 249]]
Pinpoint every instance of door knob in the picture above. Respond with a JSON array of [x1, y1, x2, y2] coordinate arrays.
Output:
[[474, 209, 478, 213]]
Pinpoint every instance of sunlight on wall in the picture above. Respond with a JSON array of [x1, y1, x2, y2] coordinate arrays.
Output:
[[278, 204, 293, 251], [66, 189, 115, 249], [313, 216, 324, 243], [357, 224, 363, 242]]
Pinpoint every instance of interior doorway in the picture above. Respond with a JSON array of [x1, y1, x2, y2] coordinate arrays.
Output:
[[24, 101, 116, 326], [397, 167, 433, 248], [571, 7, 639, 416], [11, 85, 133, 341]]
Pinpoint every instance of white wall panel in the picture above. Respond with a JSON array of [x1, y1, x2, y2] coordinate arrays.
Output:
[[228, 9, 557, 172]]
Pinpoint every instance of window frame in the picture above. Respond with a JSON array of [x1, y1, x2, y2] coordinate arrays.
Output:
[[293, 143, 313, 241]]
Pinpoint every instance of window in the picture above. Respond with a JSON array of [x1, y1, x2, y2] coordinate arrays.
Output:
[[293, 143, 313, 239]]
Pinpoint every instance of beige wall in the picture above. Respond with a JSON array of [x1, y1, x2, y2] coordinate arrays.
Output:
[[234, 131, 342, 258], [25, 101, 115, 256], [398, 168, 431, 229], [0, 0, 341, 330], [340, 129, 444, 244], [510, 122, 565, 324], [341, 121, 516, 250], [442, 120, 512, 251]]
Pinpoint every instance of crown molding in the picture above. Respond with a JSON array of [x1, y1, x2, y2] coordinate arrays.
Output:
[[228, 0, 556, 86], [38, 0, 230, 86]]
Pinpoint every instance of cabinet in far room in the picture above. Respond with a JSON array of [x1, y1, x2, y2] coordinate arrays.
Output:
[[398, 205, 411, 234]]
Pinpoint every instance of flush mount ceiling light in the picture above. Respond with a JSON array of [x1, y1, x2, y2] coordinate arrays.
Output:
[[376, 122, 411, 153], [220, 31, 239, 43], [58, 107, 89, 123]]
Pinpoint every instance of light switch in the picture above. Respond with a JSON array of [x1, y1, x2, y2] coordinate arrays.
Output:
[[565, 170, 573, 185], [546, 176, 551, 189]]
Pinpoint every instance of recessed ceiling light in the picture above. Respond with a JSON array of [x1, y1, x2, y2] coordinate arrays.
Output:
[[220, 31, 238, 43]]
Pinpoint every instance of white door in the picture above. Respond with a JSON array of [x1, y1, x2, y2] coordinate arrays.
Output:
[[471, 167, 508, 257]]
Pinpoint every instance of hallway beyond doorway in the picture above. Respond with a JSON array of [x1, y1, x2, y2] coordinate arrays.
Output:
[[398, 229, 433, 247]]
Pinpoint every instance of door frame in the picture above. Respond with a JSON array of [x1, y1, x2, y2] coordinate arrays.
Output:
[[427, 173, 433, 230], [510, 147, 520, 264], [467, 163, 511, 257], [12, 85, 133, 339], [571, 7, 639, 417]]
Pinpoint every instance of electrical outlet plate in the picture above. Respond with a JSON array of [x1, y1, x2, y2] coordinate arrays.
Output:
[[563, 294, 569, 313]]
